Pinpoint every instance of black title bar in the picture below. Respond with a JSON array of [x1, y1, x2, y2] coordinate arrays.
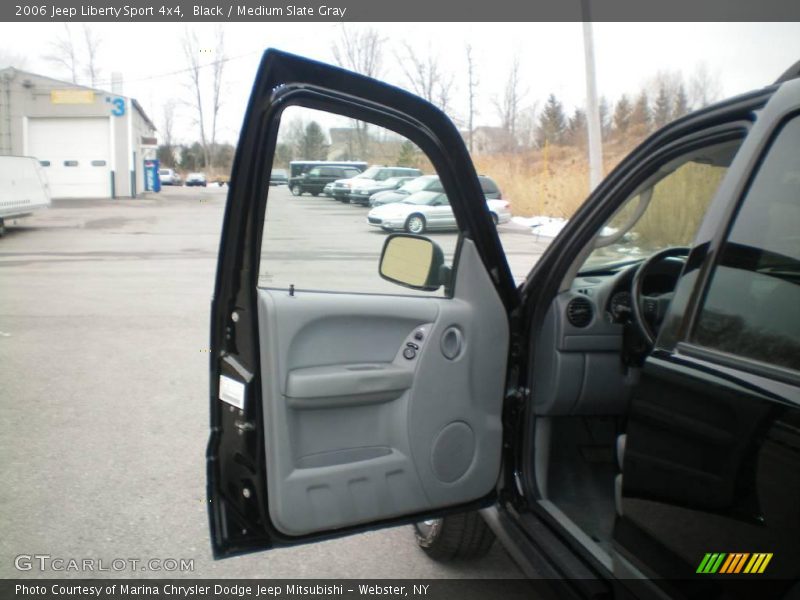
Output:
[[4, 0, 800, 22]]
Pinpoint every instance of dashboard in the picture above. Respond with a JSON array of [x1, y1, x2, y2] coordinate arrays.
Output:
[[530, 255, 685, 416]]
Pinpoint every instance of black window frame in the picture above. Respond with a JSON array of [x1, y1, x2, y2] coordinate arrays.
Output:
[[677, 110, 800, 385]]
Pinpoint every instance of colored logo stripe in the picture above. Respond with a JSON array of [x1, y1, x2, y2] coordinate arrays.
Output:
[[698, 553, 773, 574], [697, 553, 726, 573], [745, 553, 773, 574]]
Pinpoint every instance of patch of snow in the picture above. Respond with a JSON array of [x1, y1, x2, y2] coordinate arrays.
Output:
[[512, 215, 568, 238]]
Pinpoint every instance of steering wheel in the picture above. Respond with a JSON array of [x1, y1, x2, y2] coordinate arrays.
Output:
[[630, 246, 690, 346]]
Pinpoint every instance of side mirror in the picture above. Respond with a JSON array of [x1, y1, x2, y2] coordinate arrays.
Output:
[[379, 234, 445, 291]]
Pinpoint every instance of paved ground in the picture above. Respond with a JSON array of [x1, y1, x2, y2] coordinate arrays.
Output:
[[0, 185, 547, 579]]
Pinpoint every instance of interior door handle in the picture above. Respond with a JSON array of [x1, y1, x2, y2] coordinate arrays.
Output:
[[286, 363, 413, 409]]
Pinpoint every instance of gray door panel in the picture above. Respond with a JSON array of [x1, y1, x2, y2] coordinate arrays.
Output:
[[256, 240, 509, 535]]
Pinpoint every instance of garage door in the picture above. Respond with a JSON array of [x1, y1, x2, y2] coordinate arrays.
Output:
[[28, 117, 111, 199]]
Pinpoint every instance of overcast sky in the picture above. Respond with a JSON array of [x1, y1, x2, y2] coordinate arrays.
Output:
[[2, 22, 799, 144]]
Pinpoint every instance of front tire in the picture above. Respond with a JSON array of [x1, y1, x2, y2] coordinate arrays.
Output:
[[405, 214, 426, 234], [413, 512, 495, 561], [291, 185, 303, 196]]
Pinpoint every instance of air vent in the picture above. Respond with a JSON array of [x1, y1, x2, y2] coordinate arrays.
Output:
[[567, 296, 594, 328]]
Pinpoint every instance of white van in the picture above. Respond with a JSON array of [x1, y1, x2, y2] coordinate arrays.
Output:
[[0, 156, 51, 236]]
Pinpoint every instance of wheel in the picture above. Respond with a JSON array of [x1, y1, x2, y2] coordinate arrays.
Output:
[[413, 512, 495, 561], [490, 212, 499, 225], [631, 246, 690, 346], [405, 214, 426, 234], [291, 185, 303, 196]]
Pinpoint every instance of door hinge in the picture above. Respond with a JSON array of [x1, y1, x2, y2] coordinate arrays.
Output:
[[234, 420, 255, 435], [513, 470, 525, 497], [506, 386, 529, 404]]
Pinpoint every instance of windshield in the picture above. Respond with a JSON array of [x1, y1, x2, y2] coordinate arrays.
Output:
[[400, 176, 439, 193], [403, 191, 444, 206], [581, 139, 743, 271], [355, 166, 382, 179]]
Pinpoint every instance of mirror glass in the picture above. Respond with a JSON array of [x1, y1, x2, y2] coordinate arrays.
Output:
[[379, 235, 441, 290]]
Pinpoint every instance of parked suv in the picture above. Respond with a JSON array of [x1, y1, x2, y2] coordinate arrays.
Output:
[[329, 166, 423, 202], [290, 165, 362, 196], [208, 50, 800, 599]]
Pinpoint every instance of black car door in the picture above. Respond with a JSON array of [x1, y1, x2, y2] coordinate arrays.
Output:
[[206, 50, 518, 558], [614, 79, 800, 594]]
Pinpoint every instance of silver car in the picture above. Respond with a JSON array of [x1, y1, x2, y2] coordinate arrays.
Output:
[[367, 190, 511, 234]]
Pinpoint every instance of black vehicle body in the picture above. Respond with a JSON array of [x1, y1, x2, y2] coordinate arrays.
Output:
[[288, 160, 367, 180], [289, 164, 363, 196], [208, 50, 800, 599], [329, 166, 423, 202], [348, 176, 417, 205]]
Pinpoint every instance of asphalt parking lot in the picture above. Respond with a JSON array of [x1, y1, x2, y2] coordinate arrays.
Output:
[[0, 184, 547, 579]]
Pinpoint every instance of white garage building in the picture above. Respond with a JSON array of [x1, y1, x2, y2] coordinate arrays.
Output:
[[0, 68, 157, 199]]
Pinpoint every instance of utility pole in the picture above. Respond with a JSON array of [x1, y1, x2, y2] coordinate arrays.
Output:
[[581, 4, 603, 191]]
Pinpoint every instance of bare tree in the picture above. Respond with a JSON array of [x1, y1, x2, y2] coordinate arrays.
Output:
[[181, 28, 209, 170], [331, 26, 384, 78], [44, 24, 79, 83], [331, 26, 385, 158], [209, 26, 227, 172], [465, 44, 478, 153], [396, 42, 454, 113], [0, 49, 29, 69], [689, 62, 722, 109], [493, 55, 525, 151], [515, 103, 539, 150], [156, 100, 177, 168], [82, 25, 101, 87], [162, 100, 176, 150]]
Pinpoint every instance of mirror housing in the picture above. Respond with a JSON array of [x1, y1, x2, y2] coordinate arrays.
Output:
[[379, 234, 445, 291]]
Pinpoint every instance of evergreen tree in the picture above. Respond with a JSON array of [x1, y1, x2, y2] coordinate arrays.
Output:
[[565, 108, 587, 146], [673, 83, 690, 119], [613, 94, 633, 135], [652, 84, 672, 129], [630, 91, 651, 133], [396, 140, 419, 167], [536, 94, 567, 147], [300, 121, 329, 160], [274, 143, 293, 169], [156, 145, 175, 169]]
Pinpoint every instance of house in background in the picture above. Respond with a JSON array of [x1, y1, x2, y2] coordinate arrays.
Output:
[[0, 67, 157, 199]]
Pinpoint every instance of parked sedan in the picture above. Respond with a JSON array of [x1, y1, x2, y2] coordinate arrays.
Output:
[[370, 174, 502, 207], [348, 176, 417, 205], [158, 168, 181, 186], [367, 190, 511, 233], [269, 168, 288, 186], [185, 172, 207, 187]]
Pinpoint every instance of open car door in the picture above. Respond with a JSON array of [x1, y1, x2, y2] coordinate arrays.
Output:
[[206, 49, 519, 558]]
